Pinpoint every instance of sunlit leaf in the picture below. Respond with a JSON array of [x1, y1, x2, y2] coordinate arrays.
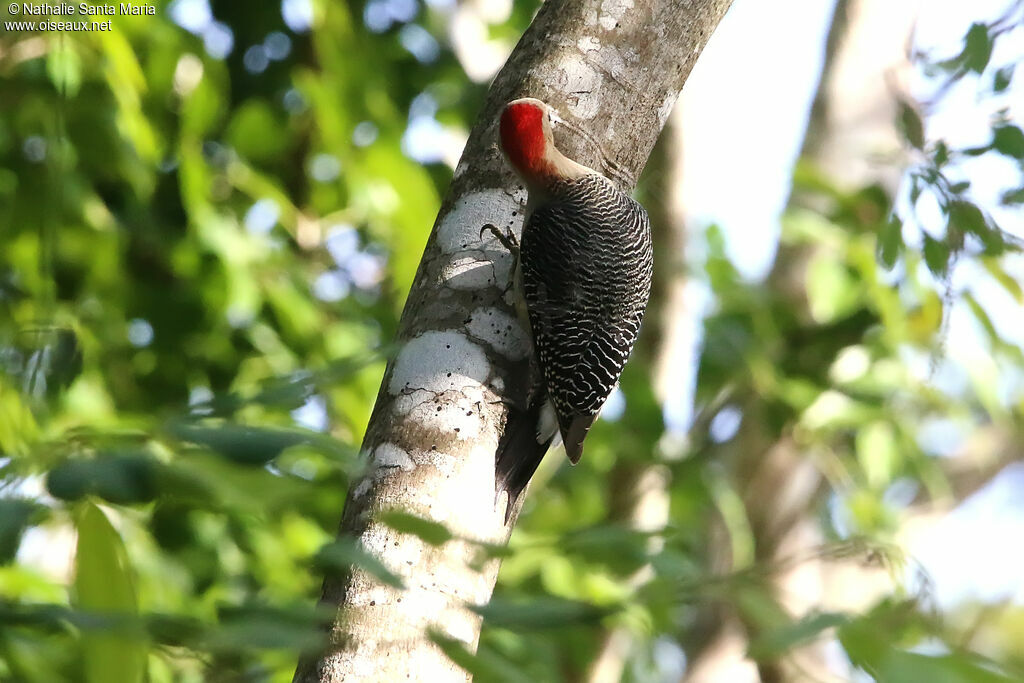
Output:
[[982, 257, 1023, 303], [226, 100, 290, 163], [856, 422, 899, 489], [74, 503, 145, 683], [46, 42, 82, 97], [806, 253, 860, 323], [963, 292, 999, 345]]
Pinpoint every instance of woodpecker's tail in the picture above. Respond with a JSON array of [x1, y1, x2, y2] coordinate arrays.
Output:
[[495, 395, 557, 524]]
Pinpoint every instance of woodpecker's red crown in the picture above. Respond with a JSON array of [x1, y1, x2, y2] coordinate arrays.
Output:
[[499, 98, 595, 189], [500, 98, 554, 180]]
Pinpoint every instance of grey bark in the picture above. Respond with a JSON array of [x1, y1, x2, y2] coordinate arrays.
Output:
[[293, 0, 733, 680]]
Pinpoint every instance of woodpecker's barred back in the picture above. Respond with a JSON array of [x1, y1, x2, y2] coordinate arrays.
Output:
[[493, 98, 653, 521]]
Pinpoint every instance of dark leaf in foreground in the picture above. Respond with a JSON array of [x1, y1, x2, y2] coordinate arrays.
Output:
[[379, 511, 455, 547], [313, 537, 405, 589], [748, 611, 849, 659], [472, 596, 613, 631], [428, 630, 535, 683], [169, 422, 316, 466], [0, 498, 47, 563], [47, 452, 159, 504]]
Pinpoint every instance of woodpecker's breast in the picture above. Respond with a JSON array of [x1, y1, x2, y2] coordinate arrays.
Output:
[[519, 173, 653, 421]]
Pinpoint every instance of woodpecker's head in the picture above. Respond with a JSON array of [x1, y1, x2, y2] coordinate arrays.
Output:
[[499, 98, 594, 189], [499, 98, 558, 182]]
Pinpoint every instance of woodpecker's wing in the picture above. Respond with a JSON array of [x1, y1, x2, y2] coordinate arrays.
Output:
[[520, 174, 653, 464]]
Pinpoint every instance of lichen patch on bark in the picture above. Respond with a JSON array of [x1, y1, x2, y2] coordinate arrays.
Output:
[[388, 330, 490, 397], [440, 254, 502, 290], [557, 52, 602, 119], [597, 0, 634, 30], [466, 306, 530, 360], [371, 443, 416, 473]]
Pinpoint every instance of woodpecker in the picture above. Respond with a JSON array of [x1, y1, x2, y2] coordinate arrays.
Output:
[[492, 97, 653, 521]]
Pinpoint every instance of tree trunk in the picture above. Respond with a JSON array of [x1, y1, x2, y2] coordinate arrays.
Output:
[[293, 1, 733, 680]]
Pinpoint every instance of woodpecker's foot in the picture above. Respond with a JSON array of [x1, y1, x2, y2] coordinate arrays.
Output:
[[480, 223, 519, 253]]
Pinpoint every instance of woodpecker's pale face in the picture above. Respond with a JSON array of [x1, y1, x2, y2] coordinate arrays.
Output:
[[499, 98, 556, 182]]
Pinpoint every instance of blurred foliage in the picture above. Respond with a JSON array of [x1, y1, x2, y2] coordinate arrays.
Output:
[[1, 1, 1023, 682]]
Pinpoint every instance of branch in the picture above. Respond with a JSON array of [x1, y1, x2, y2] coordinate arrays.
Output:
[[294, 0, 733, 680]]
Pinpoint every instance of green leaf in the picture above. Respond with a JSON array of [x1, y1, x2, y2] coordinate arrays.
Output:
[[963, 292, 999, 345], [806, 253, 859, 323], [74, 503, 145, 683], [170, 422, 314, 466], [948, 200, 987, 237], [993, 65, 1013, 91], [428, 630, 534, 683], [472, 596, 613, 631], [882, 651, 1018, 683], [16, 327, 83, 402], [207, 605, 326, 653], [982, 257, 1023, 303], [1001, 186, 1024, 205], [46, 42, 82, 97], [963, 23, 993, 73], [856, 422, 899, 489], [838, 609, 892, 675], [47, 453, 159, 505], [948, 199, 1007, 255], [560, 524, 650, 570], [992, 124, 1024, 159], [877, 216, 902, 268], [379, 511, 454, 546], [226, 99, 289, 163], [313, 538, 405, 589], [922, 235, 950, 277], [748, 611, 848, 659], [0, 499, 46, 564], [897, 100, 925, 149]]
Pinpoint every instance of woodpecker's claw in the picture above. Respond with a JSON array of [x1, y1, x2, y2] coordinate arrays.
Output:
[[480, 223, 519, 253], [480, 224, 520, 295]]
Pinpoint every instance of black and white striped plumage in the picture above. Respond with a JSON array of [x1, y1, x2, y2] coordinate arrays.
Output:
[[523, 173, 652, 451], [495, 173, 652, 518]]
